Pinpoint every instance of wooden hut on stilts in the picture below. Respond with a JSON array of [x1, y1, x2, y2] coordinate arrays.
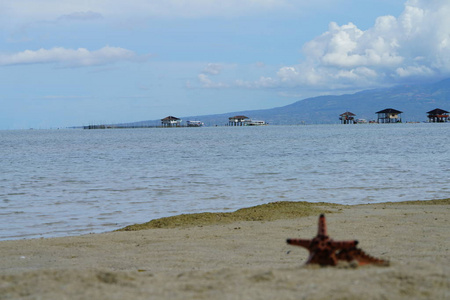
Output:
[[228, 116, 249, 126], [339, 112, 356, 124], [427, 108, 449, 123], [376, 108, 403, 123], [161, 116, 181, 127]]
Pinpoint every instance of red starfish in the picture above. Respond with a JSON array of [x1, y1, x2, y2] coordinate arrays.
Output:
[[287, 214, 388, 266]]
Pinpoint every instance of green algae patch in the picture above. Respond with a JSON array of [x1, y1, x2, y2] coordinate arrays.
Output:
[[376, 199, 450, 206], [118, 201, 339, 231]]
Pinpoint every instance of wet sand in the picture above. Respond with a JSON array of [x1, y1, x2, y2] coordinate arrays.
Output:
[[1, 200, 449, 299]]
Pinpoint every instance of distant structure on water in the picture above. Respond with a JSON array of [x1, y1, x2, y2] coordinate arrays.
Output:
[[339, 111, 356, 124], [161, 116, 182, 127], [246, 120, 267, 126], [427, 108, 449, 122], [186, 120, 204, 127], [376, 108, 403, 123], [228, 115, 249, 126], [228, 115, 266, 126]]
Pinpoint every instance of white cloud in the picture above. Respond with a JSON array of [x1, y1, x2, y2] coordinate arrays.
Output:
[[202, 63, 223, 75], [395, 65, 434, 78], [57, 11, 103, 21], [235, 0, 450, 93], [1, 0, 291, 22], [198, 74, 229, 88], [235, 76, 277, 88], [0, 46, 147, 67]]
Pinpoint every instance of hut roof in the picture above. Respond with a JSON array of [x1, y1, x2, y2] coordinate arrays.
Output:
[[228, 115, 249, 120], [376, 108, 403, 114], [427, 108, 449, 114], [340, 111, 356, 116], [161, 116, 180, 121]]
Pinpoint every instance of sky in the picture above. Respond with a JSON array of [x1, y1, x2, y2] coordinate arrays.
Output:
[[1, 0, 449, 129]]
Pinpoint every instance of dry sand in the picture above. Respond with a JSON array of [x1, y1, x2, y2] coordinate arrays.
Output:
[[0, 200, 449, 299]]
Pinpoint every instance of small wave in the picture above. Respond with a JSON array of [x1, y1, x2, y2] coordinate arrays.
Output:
[[43, 221, 66, 226]]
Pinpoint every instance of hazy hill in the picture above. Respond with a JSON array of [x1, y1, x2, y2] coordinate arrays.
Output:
[[125, 78, 450, 126]]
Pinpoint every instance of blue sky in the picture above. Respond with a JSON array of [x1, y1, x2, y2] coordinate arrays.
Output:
[[1, 0, 449, 129]]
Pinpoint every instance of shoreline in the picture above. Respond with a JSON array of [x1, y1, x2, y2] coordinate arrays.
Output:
[[1, 199, 449, 299]]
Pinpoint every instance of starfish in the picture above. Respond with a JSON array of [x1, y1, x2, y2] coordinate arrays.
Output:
[[287, 214, 388, 266]]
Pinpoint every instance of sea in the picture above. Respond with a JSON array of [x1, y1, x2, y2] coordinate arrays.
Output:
[[1, 124, 449, 241]]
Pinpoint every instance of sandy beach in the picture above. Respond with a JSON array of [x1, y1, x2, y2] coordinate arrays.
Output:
[[1, 200, 449, 299]]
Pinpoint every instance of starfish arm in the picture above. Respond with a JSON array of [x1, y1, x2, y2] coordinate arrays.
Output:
[[337, 248, 389, 266], [286, 238, 312, 249], [317, 214, 328, 237]]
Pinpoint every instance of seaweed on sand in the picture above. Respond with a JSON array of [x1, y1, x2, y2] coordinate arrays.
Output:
[[118, 201, 340, 231]]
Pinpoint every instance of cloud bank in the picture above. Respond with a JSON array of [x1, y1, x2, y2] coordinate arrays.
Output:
[[0, 46, 146, 67], [57, 11, 103, 21], [201, 0, 450, 92], [273, 0, 450, 90]]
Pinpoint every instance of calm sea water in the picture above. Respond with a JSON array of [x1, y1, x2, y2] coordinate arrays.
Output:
[[1, 124, 449, 240]]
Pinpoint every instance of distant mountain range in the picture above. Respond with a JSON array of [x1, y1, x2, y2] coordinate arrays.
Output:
[[123, 78, 450, 126]]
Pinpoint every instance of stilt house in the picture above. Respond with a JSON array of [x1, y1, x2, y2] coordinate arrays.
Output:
[[376, 108, 402, 123], [427, 108, 449, 122], [228, 115, 249, 126], [339, 112, 356, 124], [161, 116, 181, 127]]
